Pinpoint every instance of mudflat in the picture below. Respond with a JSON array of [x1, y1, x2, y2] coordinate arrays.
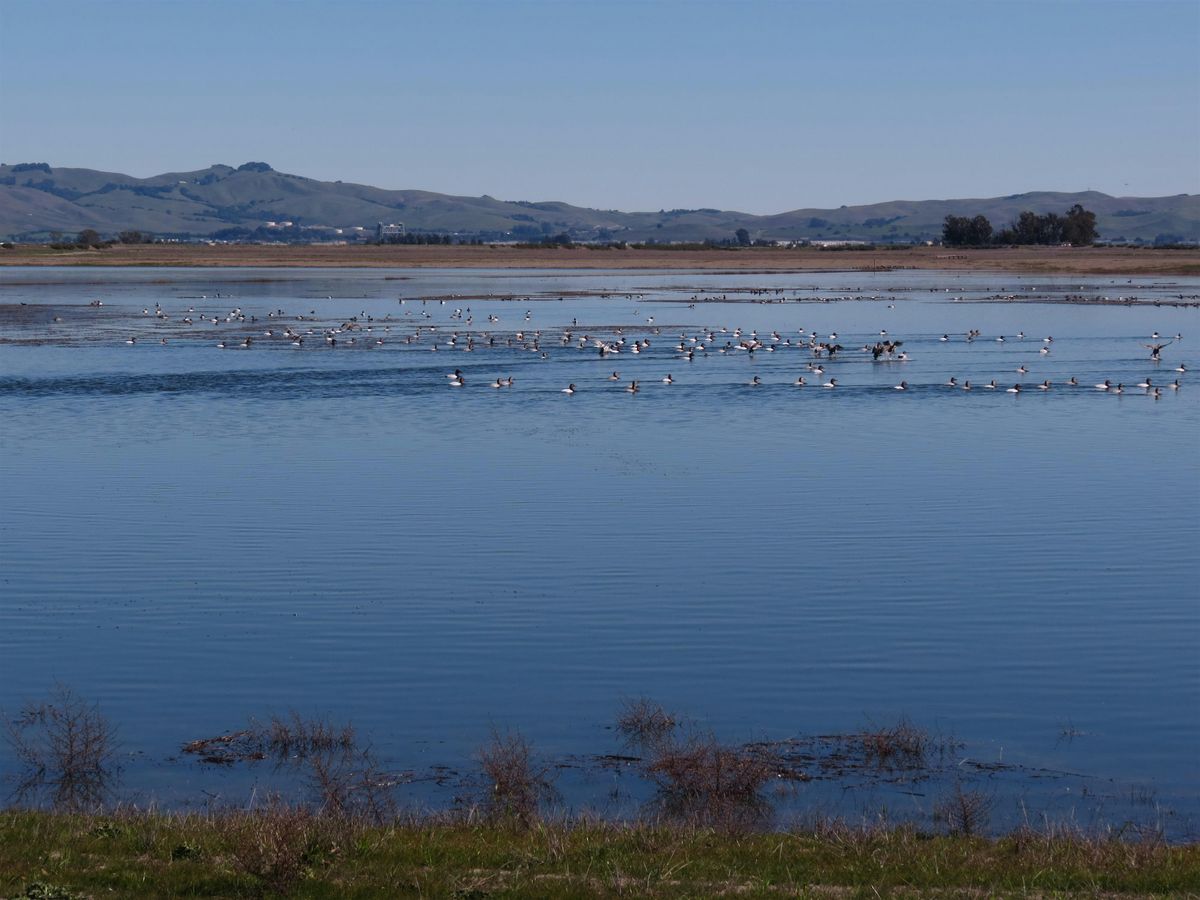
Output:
[[2, 242, 1198, 274]]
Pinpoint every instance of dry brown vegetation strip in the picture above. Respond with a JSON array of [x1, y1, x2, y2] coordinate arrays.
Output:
[[3, 242, 1198, 274]]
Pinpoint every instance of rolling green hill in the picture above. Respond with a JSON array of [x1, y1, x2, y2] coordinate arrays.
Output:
[[1, 161, 1195, 243]]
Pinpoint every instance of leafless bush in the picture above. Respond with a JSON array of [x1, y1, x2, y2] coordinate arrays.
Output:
[[857, 715, 929, 769], [304, 742, 398, 825], [935, 781, 994, 836], [645, 734, 774, 829], [615, 697, 678, 751], [477, 729, 555, 826], [4, 684, 119, 810]]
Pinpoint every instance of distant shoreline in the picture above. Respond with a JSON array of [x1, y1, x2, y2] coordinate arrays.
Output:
[[2, 243, 1198, 276]]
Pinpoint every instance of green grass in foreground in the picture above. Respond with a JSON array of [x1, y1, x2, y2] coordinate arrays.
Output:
[[1, 809, 1198, 899]]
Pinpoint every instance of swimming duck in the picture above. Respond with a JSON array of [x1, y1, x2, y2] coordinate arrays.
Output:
[[562, 384, 575, 394], [1095, 379, 1112, 391], [1006, 384, 1021, 393], [894, 381, 908, 390]]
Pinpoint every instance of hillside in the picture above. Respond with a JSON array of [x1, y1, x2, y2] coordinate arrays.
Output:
[[1, 161, 1196, 243]]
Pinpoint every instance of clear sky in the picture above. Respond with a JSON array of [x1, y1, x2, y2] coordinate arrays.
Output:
[[1, 0, 1197, 214]]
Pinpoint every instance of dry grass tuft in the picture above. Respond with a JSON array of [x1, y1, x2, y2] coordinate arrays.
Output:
[[221, 799, 331, 895]]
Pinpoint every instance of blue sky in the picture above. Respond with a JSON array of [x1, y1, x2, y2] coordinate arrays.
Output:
[[1, 0, 1197, 213]]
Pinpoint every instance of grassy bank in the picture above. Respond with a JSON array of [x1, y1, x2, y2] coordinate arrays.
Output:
[[2, 242, 1199, 275], [1, 808, 1196, 898]]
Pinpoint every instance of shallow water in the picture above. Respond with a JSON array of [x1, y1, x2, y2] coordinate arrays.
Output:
[[1, 267, 1197, 834]]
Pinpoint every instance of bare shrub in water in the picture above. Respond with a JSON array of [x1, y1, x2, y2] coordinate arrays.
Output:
[[305, 743, 398, 825], [615, 697, 678, 751], [183, 711, 358, 765], [257, 711, 356, 760], [477, 729, 555, 825], [645, 733, 774, 829], [4, 683, 119, 810], [256, 713, 398, 822], [857, 715, 930, 769]]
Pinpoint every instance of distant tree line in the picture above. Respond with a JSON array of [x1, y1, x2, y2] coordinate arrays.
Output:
[[46, 229, 155, 249], [943, 205, 1098, 247]]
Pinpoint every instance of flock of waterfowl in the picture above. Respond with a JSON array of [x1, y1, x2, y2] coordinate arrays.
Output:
[[79, 293, 1191, 402]]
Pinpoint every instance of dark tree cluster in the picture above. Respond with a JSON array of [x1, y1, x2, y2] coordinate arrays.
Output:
[[943, 204, 1098, 247], [44, 228, 157, 249], [48, 228, 107, 249], [941, 215, 993, 246]]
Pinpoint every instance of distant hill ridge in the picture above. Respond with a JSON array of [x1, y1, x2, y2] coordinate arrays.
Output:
[[1, 161, 1196, 244]]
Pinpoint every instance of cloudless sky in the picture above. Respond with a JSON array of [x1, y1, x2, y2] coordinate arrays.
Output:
[[1, 0, 1197, 213]]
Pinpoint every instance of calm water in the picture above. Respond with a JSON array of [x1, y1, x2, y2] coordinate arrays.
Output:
[[1, 267, 1197, 834]]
